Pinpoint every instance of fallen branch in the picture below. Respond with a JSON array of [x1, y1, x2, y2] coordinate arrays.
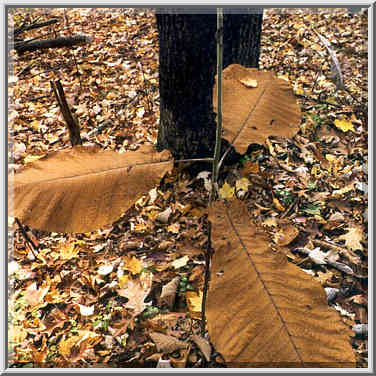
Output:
[[13, 18, 58, 36], [312, 239, 361, 264], [15, 217, 39, 258], [50, 80, 82, 146], [13, 34, 92, 54]]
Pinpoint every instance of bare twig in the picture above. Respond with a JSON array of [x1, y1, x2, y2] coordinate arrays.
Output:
[[312, 239, 361, 264], [201, 221, 212, 336], [13, 18, 58, 36], [15, 218, 38, 258], [51, 80, 82, 146]]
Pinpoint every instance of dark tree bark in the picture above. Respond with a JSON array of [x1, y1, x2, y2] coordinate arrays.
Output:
[[156, 9, 263, 160]]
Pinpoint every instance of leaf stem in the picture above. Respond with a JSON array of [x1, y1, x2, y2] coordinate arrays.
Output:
[[210, 8, 223, 205]]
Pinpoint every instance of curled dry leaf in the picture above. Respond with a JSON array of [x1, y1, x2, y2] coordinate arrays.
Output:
[[10, 144, 173, 233], [207, 200, 356, 367], [191, 334, 211, 362], [273, 223, 299, 246], [149, 332, 188, 353], [156, 207, 172, 224], [160, 277, 180, 309]]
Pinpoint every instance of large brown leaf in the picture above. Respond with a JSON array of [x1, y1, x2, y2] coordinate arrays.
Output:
[[207, 200, 356, 367], [213, 64, 301, 154], [10, 144, 173, 233]]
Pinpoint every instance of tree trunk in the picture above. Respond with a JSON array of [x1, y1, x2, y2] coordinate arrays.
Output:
[[156, 9, 263, 160]]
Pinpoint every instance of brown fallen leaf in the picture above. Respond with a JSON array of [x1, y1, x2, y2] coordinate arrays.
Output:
[[11, 144, 173, 233], [273, 223, 299, 246], [149, 332, 187, 353], [213, 64, 301, 154], [207, 200, 356, 367]]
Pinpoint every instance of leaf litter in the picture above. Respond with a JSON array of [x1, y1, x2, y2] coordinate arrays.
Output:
[[9, 7, 367, 368]]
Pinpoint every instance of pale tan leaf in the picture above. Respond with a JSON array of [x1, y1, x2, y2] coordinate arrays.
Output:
[[10, 144, 173, 233], [235, 177, 250, 192], [149, 332, 187, 353], [338, 226, 364, 251], [213, 64, 301, 153], [207, 200, 356, 367], [171, 256, 189, 269], [185, 291, 202, 319], [156, 207, 172, 224], [160, 277, 179, 309], [239, 77, 258, 88], [118, 272, 152, 315], [191, 334, 211, 361]]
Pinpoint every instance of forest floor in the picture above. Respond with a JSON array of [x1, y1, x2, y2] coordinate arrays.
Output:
[[8, 8, 368, 368]]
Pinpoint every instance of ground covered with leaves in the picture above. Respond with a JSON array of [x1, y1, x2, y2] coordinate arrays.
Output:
[[8, 8, 368, 368]]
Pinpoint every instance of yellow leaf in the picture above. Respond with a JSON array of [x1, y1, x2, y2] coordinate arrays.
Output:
[[273, 197, 285, 212], [123, 256, 143, 275], [278, 74, 289, 82], [106, 91, 118, 100], [239, 77, 258, 88], [119, 275, 129, 288], [325, 154, 336, 163], [294, 87, 305, 96], [30, 120, 41, 130], [333, 119, 355, 132], [186, 290, 203, 319], [311, 165, 321, 178], [24, 155, 44, 164], [134, 222, 148, 233], [219, 182, 235, 200], [235, 177, 250, 192], [60, 242, 79, 260]]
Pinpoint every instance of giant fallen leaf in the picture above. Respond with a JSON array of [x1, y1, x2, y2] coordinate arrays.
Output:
[[10, 144, 173, 233], [207, 200, 356, 367], [213, 64, 301, 153]]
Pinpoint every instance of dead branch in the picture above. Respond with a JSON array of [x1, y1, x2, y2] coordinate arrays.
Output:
[[50, 80, 82, 146], [13, 18, 58, 36], [13, 34, 92, 54]]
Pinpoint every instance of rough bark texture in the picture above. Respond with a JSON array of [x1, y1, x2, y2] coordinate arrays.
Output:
[[156, 9, 263, 160]]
